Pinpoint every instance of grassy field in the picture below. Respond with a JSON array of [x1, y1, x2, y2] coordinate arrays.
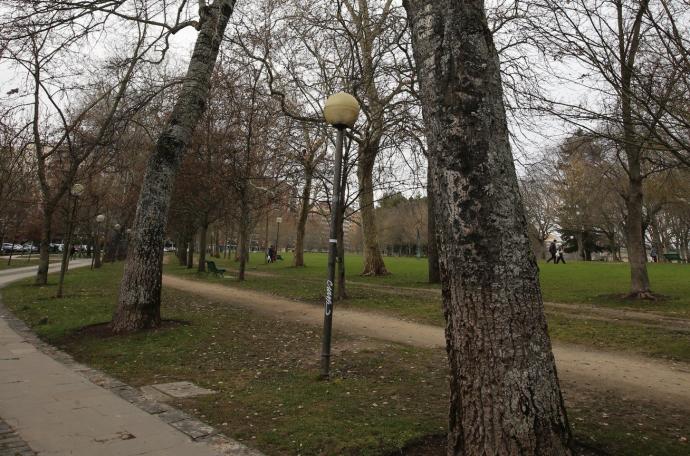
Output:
[[0, 256, 46, 270], [189, 251, 690, 314], [2, 264, 689, 455], [165, 252, 690, 363]]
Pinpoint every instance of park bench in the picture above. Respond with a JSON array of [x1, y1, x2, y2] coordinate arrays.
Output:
[[205, 260, 226, 278], [663, 252, 682, 263]]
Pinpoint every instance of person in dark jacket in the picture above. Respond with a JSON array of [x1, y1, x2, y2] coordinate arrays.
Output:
[[547, 240, 557, 263]]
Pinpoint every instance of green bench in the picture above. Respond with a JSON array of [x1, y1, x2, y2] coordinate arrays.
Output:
[[205, 260, 226, 277], [663, 252, 682, 263]]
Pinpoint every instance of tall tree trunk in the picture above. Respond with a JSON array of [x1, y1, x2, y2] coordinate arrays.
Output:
[[187, 237, 195, 269], [607, 231, 619, 262], [36, 203, 53, 284], [625, 178, 651, 296], [357, 150, 388, 276], [427, 165, 441, 283], [294, 170, 313, 267], [337, 152, 349, 300], [649, 217, 665, 262], [238, 203, 250, 281], [111, 0, 237, 333], [575, 231, 584, 261], [618, 0, 651, 298], [198, 222, 208, 272], [336, 204, 347, 300], [404, 1, 572, 454], [178, 235, 189, 266], [238, 225, 247, 281], [680, 229, 689, 263]]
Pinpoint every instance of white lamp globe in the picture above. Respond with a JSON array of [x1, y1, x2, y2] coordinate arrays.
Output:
[[71, 183, 85, 197], [96, 214, 105, 223], [323, 92, 360, 128]]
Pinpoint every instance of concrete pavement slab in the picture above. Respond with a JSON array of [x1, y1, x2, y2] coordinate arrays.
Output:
[[0, 265, 264, 456]]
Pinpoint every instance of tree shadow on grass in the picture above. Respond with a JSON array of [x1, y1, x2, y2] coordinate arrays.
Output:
[[65, 319, 191, 339], [388, 434, 610, 456]]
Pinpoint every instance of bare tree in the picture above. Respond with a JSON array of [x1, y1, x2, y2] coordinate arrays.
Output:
[[524, 0, 690, 297]]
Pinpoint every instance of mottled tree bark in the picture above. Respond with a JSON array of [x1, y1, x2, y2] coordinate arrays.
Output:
[[358, 149, 388, 276], [36, 203, 53, 284], [404, 1, 572, 454], [427, 165, 440, 283], [293, 170, 312, 267], [625, 177, 650, 294], [198, 222, 208, 272], [237, 201, 250, 281], [111, 0, 237, 333]]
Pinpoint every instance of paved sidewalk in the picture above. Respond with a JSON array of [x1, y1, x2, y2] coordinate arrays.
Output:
[[0, 264, 259, 456]]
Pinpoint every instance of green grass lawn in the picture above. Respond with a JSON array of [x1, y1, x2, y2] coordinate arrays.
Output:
[[2, 264, 689, 455], [192, 251, 690, 316], [539, 260, 690, 316], [167, 252, 690, 362], [0, 256, 44, 270]]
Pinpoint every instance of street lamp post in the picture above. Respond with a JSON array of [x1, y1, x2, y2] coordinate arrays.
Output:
[[416, 226, 421, 259], [57, 183, 85, 298], [92, 214, 105, 269], [275, 216, 282, 255], [113, 223, 122, 261], [320, 92, 360, 379]]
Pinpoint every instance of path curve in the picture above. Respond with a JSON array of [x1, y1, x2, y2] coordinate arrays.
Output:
[[163, 274, 690, 409], [233, 269, 690, 329]]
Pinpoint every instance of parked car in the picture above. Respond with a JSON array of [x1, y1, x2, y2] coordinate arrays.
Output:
[[1, 243, 14, 254], [22, 243, 38, 252]]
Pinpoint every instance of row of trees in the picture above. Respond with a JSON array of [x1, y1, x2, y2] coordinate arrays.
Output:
[[2, 0, 689, 454], [522, 130, 690, 264]]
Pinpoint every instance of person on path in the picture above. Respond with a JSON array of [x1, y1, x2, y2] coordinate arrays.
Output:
[[651, 246, 658, 263], [556, 244, 566, 264], [547, 240, 557, 263], [267, 245, 275, 264]]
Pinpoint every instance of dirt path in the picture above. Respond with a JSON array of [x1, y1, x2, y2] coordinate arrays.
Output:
[[163, 274, 690, 409], [545, 301, 690, 332], [231, 268, 690, 328]]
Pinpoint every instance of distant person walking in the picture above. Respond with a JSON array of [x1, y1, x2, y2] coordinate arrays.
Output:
[[650, 246, 658, 263], [556, 244, 566, 264], [547, 240, 557, 263]]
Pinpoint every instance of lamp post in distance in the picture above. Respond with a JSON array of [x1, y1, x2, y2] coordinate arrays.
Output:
[[57, 183, 85, 298], [92, 213, 105, 269], [275, 216, 282, 254], [319, 92, 360, 379], [112, 223, 122, 261]]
